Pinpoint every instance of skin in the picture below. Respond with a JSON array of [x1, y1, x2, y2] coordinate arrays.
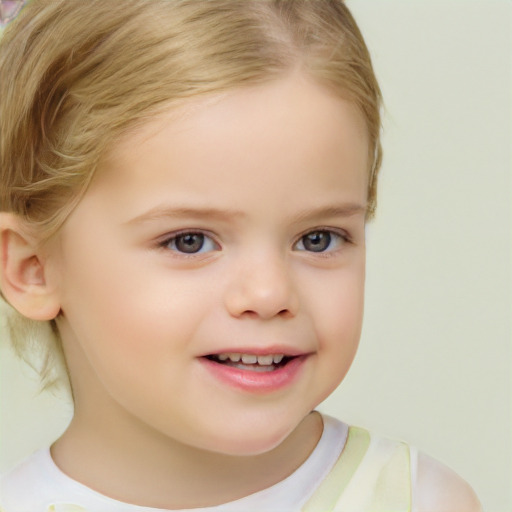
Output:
[[47, 74, 368, 506], [0, 74, 481, 510]]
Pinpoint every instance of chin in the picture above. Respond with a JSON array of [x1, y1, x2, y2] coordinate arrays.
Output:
[[209, 434, 286, 457], [204, 414, 311, 457]]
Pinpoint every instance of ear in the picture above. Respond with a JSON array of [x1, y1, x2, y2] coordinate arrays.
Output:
[[0, 213, 61, 321]]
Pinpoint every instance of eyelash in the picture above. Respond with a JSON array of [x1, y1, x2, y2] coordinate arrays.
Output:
[[293, 228, 351, 256], [157, 228, 351, 257], [157, 230, 220, 257]]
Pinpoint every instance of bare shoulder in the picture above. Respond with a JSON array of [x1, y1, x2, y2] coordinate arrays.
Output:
[[416, 452, 483, 512]]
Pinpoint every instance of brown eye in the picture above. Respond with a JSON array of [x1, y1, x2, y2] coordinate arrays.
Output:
[[174, 233, 204, 253], [164, 232, 218, 254], [294, 230, 346, 253], [302, 231, 331, 252]]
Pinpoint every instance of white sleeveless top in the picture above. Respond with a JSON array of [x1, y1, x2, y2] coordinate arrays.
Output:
[[0, 415, 418, 512]]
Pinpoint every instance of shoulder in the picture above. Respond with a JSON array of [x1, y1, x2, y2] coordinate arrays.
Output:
[[415, 451, 482, 512], [0, 448, 58, 511]]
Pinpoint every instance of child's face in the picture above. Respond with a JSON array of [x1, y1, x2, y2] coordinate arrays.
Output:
[[51, 75, 369, 455]]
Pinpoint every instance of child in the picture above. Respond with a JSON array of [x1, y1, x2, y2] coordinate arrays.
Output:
[[0, 1, 482, 510]]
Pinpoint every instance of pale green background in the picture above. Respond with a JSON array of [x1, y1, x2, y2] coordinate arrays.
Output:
[[1, 1, 511, 511]]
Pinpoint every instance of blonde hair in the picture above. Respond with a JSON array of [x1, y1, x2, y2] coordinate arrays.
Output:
[[0, 0, 382, 389]]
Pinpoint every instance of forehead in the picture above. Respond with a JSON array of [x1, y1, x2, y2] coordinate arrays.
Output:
[[92, 75, 369, 215]]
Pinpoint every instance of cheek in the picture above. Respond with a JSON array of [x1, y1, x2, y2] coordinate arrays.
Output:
[[58, 250, 217, 384], [309, 264, 365, 339], [305, 264, 365, 389]]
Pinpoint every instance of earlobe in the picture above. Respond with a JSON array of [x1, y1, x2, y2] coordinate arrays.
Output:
[[0, 213, 61, 321]]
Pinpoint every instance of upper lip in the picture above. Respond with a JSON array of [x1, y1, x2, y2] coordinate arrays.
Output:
[[198, 346, 309, 358]]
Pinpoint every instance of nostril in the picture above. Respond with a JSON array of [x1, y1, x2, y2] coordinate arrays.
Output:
[[224, 274, 299, 320]]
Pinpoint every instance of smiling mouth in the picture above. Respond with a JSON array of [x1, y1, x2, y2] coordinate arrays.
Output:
[[205, 353, 294, 372]]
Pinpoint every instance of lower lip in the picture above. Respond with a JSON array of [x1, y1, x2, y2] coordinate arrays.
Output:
[[199, 356, 308, 393]]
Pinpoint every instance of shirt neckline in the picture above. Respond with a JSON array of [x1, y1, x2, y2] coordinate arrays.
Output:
[[37, 413, 348, 511]]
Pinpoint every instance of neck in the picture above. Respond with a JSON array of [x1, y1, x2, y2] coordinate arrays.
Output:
[[51, 409, 323, 509]]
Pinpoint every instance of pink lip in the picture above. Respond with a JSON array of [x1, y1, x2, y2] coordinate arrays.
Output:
[[199, 355, 309, 393], [199, 346, 306, 357]]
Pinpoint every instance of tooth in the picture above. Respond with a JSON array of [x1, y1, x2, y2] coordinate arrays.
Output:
[[273, 354, 284, 364], [257, 355, 273, 365], [228, 353, 241, 362], [241, 354, 257, 364], [217, 354, 229, 361]]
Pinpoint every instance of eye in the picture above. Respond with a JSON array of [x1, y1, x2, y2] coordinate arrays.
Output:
[[162, 232, 218, 254], [294, 230, 347, 253]]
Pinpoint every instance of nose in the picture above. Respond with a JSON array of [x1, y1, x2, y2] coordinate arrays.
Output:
[[224, 254, 299, 320]]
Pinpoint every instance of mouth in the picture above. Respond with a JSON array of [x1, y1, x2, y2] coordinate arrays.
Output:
[[199, 351, 308, 392], [204, 353, 293, 372]]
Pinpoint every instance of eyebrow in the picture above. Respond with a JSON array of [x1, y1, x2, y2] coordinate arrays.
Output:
[[125, 206, 247, 225], [292, 204, 367, 223], [125, 203, 367, 226]]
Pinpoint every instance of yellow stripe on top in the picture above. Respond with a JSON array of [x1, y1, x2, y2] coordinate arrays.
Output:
[[303, 427, 412, 512], [302, 427, 371, 512], [368, 442, 411, 512], [47, 505, 89, 512]]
